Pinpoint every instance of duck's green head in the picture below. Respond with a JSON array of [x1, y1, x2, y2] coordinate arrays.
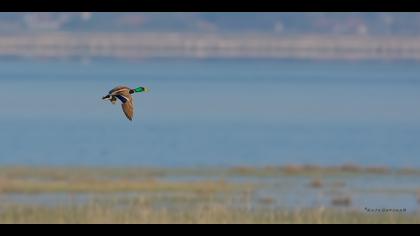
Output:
[[130, 87, 150, 94]]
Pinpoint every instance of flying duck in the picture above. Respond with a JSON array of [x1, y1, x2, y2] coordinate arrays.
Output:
[[102, 86, 149, 121]]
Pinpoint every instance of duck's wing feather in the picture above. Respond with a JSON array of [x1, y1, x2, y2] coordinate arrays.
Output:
[[115, 95, 130, 103], [121, 99, 134, 121]]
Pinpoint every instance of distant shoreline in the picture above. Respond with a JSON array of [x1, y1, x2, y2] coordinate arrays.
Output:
[[1, 164, 419, 176], [1, 32, 420, 60]]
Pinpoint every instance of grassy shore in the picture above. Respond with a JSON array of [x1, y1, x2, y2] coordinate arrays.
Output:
[[0, 165, 419, 224], [1, 201, 418, 224]]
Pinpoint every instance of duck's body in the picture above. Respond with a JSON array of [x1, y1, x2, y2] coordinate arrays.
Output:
[[102, 86, 149, 121]]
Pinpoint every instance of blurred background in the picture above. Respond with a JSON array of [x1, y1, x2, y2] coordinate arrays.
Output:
[[0, 13, 420, 223]]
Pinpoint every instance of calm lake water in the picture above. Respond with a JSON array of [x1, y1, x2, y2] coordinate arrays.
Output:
[[1, 59, 420, 168]]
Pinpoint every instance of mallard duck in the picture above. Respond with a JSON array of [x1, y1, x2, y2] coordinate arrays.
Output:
[[102, 86, 149, 121]]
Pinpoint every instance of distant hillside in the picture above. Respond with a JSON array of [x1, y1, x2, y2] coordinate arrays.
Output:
[[0, 13, 420, 35]]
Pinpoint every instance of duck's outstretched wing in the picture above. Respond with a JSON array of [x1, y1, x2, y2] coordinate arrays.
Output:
[[107, 86, 134, 121], [121, 100, 134, 121]]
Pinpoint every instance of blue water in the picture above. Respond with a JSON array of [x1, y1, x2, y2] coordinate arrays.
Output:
[[1, 59, 420, 167]]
